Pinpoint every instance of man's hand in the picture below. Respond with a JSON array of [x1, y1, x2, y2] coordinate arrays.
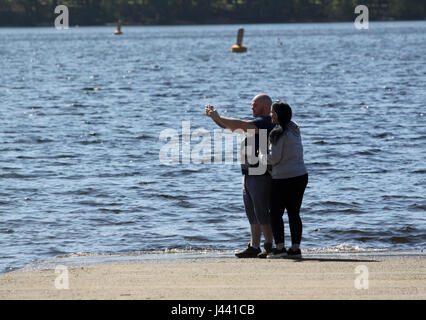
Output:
[[205, 104, 226, 128], [205, 104, 213, 117], [205, 104, 220, 120]]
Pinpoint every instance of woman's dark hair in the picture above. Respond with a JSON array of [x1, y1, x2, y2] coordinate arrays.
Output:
[[269, 101, 292, 145]]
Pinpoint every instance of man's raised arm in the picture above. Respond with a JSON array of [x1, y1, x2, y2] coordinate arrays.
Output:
[[205, 105, 257, 132]]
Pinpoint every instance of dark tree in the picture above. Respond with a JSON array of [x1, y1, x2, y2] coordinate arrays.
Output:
[[0, 0, 424, 26]]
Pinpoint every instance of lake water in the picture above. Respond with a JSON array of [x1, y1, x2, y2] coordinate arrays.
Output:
[[0, 21, 425, 273]]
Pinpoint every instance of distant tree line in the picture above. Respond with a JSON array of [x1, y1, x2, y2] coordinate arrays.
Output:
[[0, 0, 425, 26]]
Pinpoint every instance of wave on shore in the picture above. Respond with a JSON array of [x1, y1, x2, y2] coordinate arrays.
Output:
[[11, 243, 424, 274]]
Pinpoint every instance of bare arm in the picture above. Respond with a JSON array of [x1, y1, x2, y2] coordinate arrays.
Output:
[[210, 113, 226, 129], [205, 105, 258, 132], [215, 116, 258, 132]]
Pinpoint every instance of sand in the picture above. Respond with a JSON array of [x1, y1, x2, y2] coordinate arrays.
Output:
[[0, 255, 424, 300]]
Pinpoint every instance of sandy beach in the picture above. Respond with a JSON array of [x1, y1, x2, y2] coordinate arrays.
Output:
[[0, 254, 424, 300]]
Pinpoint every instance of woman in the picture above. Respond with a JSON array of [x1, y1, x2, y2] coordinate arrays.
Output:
[[259, 101, 308, 258]]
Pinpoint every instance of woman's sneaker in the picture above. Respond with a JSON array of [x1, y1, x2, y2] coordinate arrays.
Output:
[[266, 247, 287, 259], [235, 242, 261, 258], [286, 248, 302, 259], [257, 242, 273, 259]]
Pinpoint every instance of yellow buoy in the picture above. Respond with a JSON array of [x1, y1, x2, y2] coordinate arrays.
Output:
[[231, 44, 247, 52], [231, 28, 247, 53], [114, 20, 123, 35]]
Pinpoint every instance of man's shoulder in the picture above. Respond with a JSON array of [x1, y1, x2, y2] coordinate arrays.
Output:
[[251, 116, 274, 130], [252, 116, 271, 122]]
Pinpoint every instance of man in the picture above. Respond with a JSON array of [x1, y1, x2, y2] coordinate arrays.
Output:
[[205, 94, 275, 258]]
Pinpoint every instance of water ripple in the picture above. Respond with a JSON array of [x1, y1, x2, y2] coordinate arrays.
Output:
[[1, 22, 425, 273]]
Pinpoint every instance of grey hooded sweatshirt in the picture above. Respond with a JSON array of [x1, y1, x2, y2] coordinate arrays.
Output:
[[259, 121, 307, 179]]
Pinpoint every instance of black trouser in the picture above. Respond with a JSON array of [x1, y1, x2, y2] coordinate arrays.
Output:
[[269, 173, 308, 246]]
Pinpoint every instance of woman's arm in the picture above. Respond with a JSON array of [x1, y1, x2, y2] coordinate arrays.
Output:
[[259, 136, 284, 166]]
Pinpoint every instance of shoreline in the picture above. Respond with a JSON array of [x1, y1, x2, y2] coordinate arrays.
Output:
[[6, 249, 425, 274], [1, 252, 424, 300], [0, 19, 424, 29]]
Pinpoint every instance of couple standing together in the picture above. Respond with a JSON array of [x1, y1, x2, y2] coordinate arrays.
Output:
[[205, 94, 308, 259]]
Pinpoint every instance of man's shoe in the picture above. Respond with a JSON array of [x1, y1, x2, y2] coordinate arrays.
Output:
[[266, 247, 287, 259], [235, 243, 261, 258], [257, 242, 273, 259], [286, 248, 302, 259]]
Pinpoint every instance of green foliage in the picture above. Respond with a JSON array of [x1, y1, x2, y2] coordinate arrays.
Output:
[[0, 0, 424, 26]]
